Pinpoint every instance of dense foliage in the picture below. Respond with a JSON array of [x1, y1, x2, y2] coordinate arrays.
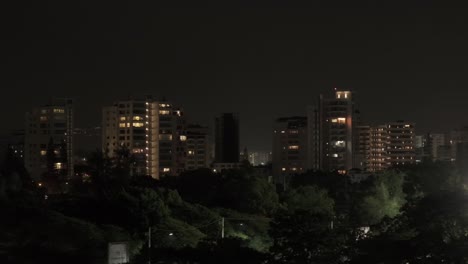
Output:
[[2, 148, 468, 263]]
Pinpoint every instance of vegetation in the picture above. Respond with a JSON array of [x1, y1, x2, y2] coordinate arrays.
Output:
[[2, 149, 468, 263]]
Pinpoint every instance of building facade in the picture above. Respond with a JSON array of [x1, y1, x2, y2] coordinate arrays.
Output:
[[185, 124, 211, 170], [214, 113, 240, 164], [308, 89, 356, 173], [354, 125, 389, 172], [158, 102, 187, 176], [25, 99, 73, 181], [102, 98, 159, 179], [386, 121, 416, 167], [272, 116, 308, 181]]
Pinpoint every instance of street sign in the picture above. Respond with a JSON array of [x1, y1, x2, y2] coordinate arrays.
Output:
[[108, 242, 130, 264]]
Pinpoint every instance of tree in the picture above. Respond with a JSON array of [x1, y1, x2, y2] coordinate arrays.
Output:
[[356, 171, 406, 225], [270, 185, 356, 263], [0, 146, 31, 197], [283, 185, 335, 216], [353, 190, 468, 263], [152, 217, 206, 249], [270, 209, 354, 264], [220, 171, 279, 215]]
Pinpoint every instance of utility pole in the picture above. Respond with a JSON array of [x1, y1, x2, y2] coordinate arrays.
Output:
[[148, 227, 151, 264], [221, 217, 225, 239]]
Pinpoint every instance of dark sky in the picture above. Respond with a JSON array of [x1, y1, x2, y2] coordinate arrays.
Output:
[[3, 1, 468, 151]]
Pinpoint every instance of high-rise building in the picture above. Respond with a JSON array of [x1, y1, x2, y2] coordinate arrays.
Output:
[[102, 98, 159, 179], [355, 125, 389, 172], [25, 99, 73, 181], [386, 121, 416, 167], [158, 101, 187, 176], [272, 116, 308, 181], [368, 125, 389, 171], [414, 134, 428, 163], [214, 113, 240, 163], [308, 89, 356, 172], [425, 133, 445, 161], [102, 98, 189, 179], [185, 124, 211, 170], [354, 125, 371, 170], [448, 127, 468, 163]]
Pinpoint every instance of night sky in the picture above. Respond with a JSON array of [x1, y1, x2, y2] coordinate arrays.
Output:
[[3, 1, 468, 151]]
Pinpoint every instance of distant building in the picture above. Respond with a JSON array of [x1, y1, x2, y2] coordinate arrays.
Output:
[[212, 162, 241, 172], [308, 89, 357, 173], [354, 125, 370, 170], [158, 101, 187, 176], [272, 116, 308, 182], [456, 142, 468, 173], [248, 151, 271, 166], [425, 133, 446, 161], [24, 99, 73, 181], [414, 134, 428, 163], [386, 121, 416, 167], [368, 125, 390, 171], [355, 125, 389, 172], [102, 98, 190, 179], [102, 98, 160, 179], [0, 129, 25, 164], [185, 124, 211, 170], [449, 127, 468, 162], [240, 147, 249, 163], [437, 145, 453, 162], [214, 113, 240, 164]]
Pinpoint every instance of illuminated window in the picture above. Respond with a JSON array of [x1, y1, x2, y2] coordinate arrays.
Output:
[[281, 131, 285, 134], [281, 168, 286, 171], [337, 117, 346, 124], [188, 150, 194, 155], [159, 134, 173, 140], [55, 162, 62, 170], [159, 110, 170, 115], [132, 148, 144, 153], [291, 167, 297, 171], [119, 123, 126, 128], [288, 145, 299, 150], [289, 130, 299, 134], [332, 153, 339, 157], [120, 116, 126, 121], [40, 150, 47, 156], [163, 168, 171, 172], [53, 108, 65, 113], [133, 116, 142, 121], [176, 110, 182, 116], [40, 116, 47, 121], [133, 122, 144, 127], [335, 141, 345, 147], [180, 135, 187, 141]]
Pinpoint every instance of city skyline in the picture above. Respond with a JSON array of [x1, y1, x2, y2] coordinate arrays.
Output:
[[3, 3, 468, 152]]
